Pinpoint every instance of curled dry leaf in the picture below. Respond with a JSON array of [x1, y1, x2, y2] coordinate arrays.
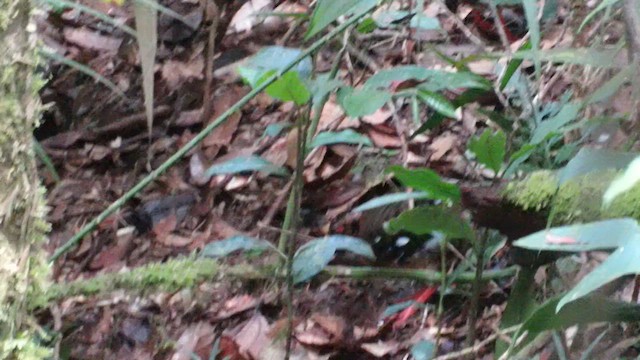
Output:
[[231, 313, 271, 359], [63, 27, 123, 52]]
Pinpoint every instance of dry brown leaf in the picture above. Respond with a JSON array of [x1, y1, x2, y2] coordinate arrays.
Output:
[[233, 314, 271, 359], [429, 133, 457, 161], [361, 340, 400, 357], [172, 322, 215, 360], [362, 106, 392, 125], [215, 295, 260, 320], [161, 57, 204, 90], [366, 127, 402, 148], [63, 27, 122, 52], [310, 313, 345, 341]]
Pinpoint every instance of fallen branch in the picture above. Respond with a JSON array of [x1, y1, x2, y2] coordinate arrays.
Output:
[[36, 258, 517, 307]]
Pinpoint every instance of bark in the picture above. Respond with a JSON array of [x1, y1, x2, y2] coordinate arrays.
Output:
[[0, 0, 51, 356]]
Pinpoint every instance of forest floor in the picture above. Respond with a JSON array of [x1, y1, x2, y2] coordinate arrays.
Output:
[[34, 0, 635, 359]]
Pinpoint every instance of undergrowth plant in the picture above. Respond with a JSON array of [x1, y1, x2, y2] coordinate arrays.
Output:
[[39, 0, 640, 358]]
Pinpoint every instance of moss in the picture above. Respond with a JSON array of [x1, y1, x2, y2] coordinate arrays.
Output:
[[32, 258, 222, 308], [504, 169, 640, 225]]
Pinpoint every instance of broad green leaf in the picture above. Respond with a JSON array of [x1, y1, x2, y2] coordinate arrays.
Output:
[[309, 129, 372, 148], [476, 109, 513, 132], [530, 102, 581, 144], [417, 90, 458, 119], [603, 155, 640, 206], [578, 0, 622, 32], [264, 122, 291, 138], [409, 14, 440, 30], [514, 218, 638, 252], [585, 65, 634, 104], [305, 0, 377, 39], [559, 239, 640, 310], [309, 73, 342, 107], [386, 165, 461, 202], [499, 39, 531, 90], [510, 294, 640, 356], [134, 0, 157, 139], [411, 340, 436, 360], [356, 17, 377, 33], [293, 235, 375, 283], [374, 10, 414, 28], [468, 129, 506, 174], [260, 71, 310, 105], [365, 66, 491, 90], [338, 86, 392, 117], [201, 235, 270, 258], [352, 192, 432, 213], [496, 267, 537, 357], [205, 155, 290, 177], [504, 143, 536, 176], [509, 48, 622, 68], [238, 46, 312, 87], [558, 148, 637, 185], [386, 205, 475, 241]]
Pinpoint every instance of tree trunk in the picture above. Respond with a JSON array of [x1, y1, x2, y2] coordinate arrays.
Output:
[[0, 0, 51, 356]]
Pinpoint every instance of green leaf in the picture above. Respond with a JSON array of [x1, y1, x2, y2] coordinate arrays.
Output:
[[500, 40, 531, 90], [309, 73, 343, 108], [468, 129, 506, 174], [504, 143, 536, 176], [305, 0, 377, 39], [417, 90, 458, 119], [200, 235, 270, 258], [521, 0, 541, 80], [356, 17, 377, 33], [603, 155, 640, 206], [511, 294, 640, 356], [578, 0, 622, 32], [386, 165, 461, 202], [514, 218, 639, 252], [338, 86, 392, 117], [409, 14, 440, 30], [558, 239, 640, 310], [513, 218, 640, 311], [293, 235, 375, 283], [509, 48, 622, 68], [309, 129, 372, 148], [585, 65, 634, 104], [476, 108, 513, 132], [264, 122, 291, 138], [260, 71, 310, 105], [386, 205, 475, 241], [373, 10, 414, 27], [558, 148, 637, 185], [411, 341, 436, 360], [530, 102, 581, 145], [352, 192, 432, 213], [366, 65, 491, 91], [204, 155, 290, 177], [238, 46, 312, 87]]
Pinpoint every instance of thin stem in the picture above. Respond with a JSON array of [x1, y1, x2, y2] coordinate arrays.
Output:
[[49, 7, 374, 263], [465, 230, 488, 356]]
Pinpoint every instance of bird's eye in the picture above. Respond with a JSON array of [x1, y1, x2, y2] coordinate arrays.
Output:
[[395, 236, 410, 247]]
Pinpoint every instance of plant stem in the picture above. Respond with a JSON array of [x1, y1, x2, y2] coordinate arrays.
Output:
[[49, 7, 374, 263], [465, 230, 488, 357]]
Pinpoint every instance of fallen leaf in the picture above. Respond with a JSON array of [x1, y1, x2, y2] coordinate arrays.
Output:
[[172, 322, 215, 360], [362, 106, 392, 125], [429, 132, 457, 161], [232, 314, 271, 359], [63, 27, 123, 52], [162, 57, 204, 90], [215, 295, 260, 320], [361, 340, 400, 357]]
